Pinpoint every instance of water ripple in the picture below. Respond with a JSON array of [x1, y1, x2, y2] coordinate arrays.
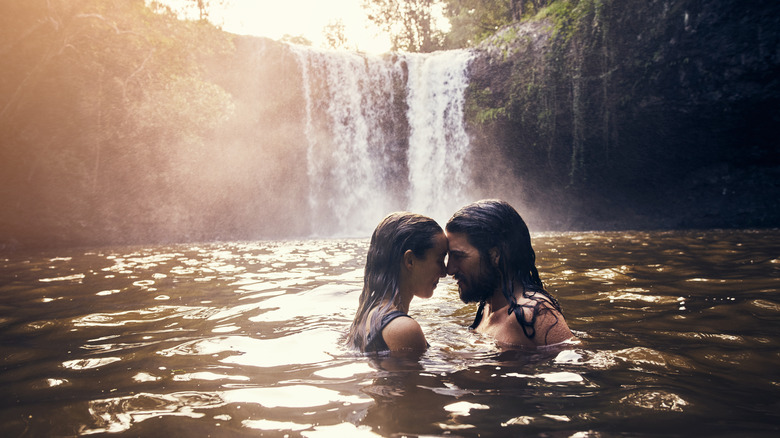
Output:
[[1, 230, 778, 437]]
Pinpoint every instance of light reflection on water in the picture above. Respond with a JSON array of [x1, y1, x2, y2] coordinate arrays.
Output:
[[1, 230, 779, 436]]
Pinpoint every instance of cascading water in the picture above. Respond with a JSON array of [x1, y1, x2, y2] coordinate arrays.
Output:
[[292, 46, 474, 236], [405, 50, 474, 224]]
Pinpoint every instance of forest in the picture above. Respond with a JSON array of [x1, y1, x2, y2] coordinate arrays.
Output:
[[2, 0, 243, 248], [1, 0, 778, 249]]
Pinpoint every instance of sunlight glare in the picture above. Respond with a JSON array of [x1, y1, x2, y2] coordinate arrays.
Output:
[[150, 0, 455, 53], [218, 0, 391, 53]]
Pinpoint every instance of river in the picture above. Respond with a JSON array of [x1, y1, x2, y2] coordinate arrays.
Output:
[[1, 228, 778, 436]]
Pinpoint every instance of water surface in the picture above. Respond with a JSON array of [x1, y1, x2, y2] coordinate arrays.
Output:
[[1, 229, 779, 436]]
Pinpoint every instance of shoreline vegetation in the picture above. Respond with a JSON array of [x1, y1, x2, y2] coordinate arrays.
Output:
[[1, 0, 778, 250]]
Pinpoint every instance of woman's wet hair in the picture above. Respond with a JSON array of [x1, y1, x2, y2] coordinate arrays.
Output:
[[347, 212, 443, 351], [446, 199, 563, 341]]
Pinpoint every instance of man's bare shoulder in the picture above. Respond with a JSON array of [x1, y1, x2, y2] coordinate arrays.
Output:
[[533, 302, 573, 345], [506, 296, 574, 347], [477, 307, 537, 349]]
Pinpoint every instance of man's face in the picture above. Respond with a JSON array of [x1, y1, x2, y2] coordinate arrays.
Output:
[[445, 231, 499, 303]]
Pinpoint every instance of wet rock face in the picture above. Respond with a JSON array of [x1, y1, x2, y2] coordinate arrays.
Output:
[[464, 0, 780, 231]]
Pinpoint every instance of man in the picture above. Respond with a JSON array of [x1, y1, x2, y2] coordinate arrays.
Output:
[[446, 199, 573, 348]]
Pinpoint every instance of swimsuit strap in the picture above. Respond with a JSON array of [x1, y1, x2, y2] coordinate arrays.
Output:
[[510, 302, 537, 339], [469, 301, 485, 330], [470, 300, 538, 339], [364, 310, 410, 352]]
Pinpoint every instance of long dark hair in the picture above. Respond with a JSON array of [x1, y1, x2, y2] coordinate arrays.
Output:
[[347, 212, 443, 351], [446, 199, 563, 339]]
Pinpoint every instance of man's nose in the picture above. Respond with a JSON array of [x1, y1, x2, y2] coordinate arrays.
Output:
[[446, 261, 457, 276]]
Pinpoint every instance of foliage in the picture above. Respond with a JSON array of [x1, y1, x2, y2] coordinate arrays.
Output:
[[322, 19, 349, 50], [0, 0, 237, 247], [440, 0, 552, 48], [147, 0, 228, 21], [280, 34, 313, 46], [361, 0, 447, 52], [442, 0, 513, 48]]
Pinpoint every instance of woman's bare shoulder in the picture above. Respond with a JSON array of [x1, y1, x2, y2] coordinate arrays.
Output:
[[382, 315, 427, 352]]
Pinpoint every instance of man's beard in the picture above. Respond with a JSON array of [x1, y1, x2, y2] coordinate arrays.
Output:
[[457, 259, 500, 304]]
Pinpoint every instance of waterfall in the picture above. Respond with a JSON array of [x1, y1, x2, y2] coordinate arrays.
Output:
[[405, 50, 474, 225], [292, 46, 474, 236]]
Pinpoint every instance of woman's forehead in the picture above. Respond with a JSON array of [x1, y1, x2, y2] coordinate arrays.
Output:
[[431, 232, 449, 252]]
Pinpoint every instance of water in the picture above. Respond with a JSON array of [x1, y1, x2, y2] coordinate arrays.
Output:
[[1, 229, 778, 436], [405, 50, 473, 222], [292, 47, 474, 236]]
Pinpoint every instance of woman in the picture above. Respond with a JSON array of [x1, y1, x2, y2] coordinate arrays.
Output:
[[347, 212, 448, 353]]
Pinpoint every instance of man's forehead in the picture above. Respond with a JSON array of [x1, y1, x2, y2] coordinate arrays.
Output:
[[445, 231, 476, 253]]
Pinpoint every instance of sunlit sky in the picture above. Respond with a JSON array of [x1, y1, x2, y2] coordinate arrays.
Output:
[[155, 0, 393, 53]]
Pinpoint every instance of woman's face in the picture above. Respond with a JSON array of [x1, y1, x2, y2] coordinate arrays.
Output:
[[409, 232, 449, 299]]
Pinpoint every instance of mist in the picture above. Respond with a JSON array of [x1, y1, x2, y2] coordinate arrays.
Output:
[[2, 0, 777, 251]]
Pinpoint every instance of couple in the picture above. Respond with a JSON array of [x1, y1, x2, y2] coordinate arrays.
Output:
[[347, 199, 573, 353]]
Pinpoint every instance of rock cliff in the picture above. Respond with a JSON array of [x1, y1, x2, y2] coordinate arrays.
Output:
[[464, 0, 779, 230]]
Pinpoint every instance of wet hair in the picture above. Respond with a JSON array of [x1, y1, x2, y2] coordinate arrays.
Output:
[[446, 199, 563, 340], [347, 212, 443, 352]]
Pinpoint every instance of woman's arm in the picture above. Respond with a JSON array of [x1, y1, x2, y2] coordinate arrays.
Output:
[[381, 316, 427, 352]]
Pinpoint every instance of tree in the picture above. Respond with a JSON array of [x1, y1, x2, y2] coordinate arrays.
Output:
[[439, 1, 553, 48], [280, 34, 312, 46], [0, 0, 237, 247], [147, 0, 227, 22], [322, 19, 349, 50], [442, 0, 513, 47], [361, 0, 446, 52]]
